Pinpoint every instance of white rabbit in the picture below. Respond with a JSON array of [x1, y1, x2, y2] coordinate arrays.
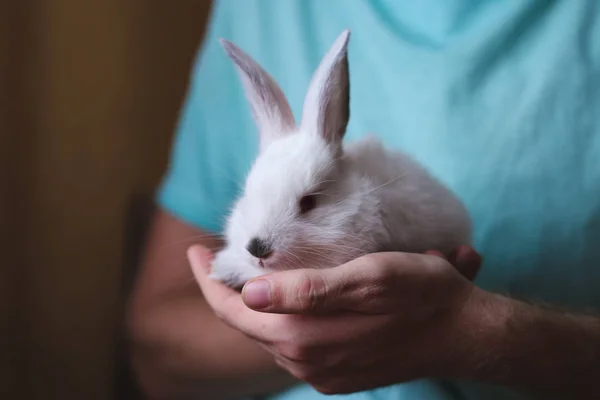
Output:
[[209, 30, 472, 289]]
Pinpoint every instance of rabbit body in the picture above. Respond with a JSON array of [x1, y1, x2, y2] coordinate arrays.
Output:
[[209, 30, 471, 288]]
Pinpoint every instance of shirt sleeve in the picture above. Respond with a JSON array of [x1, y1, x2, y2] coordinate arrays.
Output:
[[155, 2, 258, 234]]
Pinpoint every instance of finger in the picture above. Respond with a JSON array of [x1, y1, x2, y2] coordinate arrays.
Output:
[[424, 250, 446, 259], [452, 245, 482, 281], [187, 245, 247, 316], [188, 245, 285, 339], [241, 252, 412, 314], [187, 244, 214, 276], [310, 361, 415, 395], [241, 267, 343, 314]]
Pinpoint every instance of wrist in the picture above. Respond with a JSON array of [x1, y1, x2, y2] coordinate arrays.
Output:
[[438, 287, 600, 397], [436, 286, 514, 382]]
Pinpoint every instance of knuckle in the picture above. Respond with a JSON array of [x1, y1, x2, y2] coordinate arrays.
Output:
[[274, 355, 289, 370], [353, 253, 403, 305], [293, 274, 329, 312], [288, 366, 314, 382], [277, 343, 311, 363], [363, 271, 394, 299], [366, 254, 397, 282], [425, 252, 446, 268]]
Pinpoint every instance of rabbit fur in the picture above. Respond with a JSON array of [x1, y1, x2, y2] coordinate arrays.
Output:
[[208, 30, 472, 289]]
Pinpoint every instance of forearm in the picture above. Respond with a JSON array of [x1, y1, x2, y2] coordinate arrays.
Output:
[[128, 290, 297, 399], [127, 211, 297, 399], [455, 289, 600, 398]]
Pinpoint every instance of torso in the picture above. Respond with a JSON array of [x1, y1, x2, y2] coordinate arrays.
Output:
[[200, 1, 600, 398]]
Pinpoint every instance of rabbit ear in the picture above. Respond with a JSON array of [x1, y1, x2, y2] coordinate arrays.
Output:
[[220, 39, 296, 152], [300, 30, 350, 146]]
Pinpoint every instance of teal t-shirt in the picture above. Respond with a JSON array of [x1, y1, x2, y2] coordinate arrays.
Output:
[[157, 1, 600, 399]]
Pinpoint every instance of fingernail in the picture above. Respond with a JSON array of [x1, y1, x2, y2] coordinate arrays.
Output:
[[242, 279, 271, 309]]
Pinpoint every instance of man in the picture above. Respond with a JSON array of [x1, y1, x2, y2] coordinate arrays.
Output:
[[127, 1, 600, 399]]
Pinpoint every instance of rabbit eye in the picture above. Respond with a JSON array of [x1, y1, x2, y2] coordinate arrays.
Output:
[[299, 194, 317, 214]]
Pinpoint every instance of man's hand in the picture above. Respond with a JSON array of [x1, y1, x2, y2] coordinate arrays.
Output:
[[188, 245, 485, 394], [190, 244, 600, 398], [126, 211, 298, 400]]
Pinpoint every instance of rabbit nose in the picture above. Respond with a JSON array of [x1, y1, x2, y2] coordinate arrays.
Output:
[[246, 237, 273, 259]]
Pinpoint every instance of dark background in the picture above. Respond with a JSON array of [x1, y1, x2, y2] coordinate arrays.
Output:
[[1, 1, 211, 398]]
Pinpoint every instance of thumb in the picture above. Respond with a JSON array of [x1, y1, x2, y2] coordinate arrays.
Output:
[[425, 246, 482, 282], [241, 254, 401, 314], [241, 266, 352, 314]]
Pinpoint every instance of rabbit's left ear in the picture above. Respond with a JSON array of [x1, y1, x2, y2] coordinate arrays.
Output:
[[300, 30, 351, 146], [221, 39, 296, 153]]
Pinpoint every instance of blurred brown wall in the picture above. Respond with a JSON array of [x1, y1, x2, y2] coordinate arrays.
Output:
[[1, 1, 210, 399]]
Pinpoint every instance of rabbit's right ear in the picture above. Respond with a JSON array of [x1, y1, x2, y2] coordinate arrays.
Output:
[[300, 30, 351, 147], [220, 39, 296, 152]]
